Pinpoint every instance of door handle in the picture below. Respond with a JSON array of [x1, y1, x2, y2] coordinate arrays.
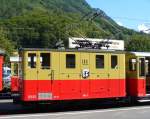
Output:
[[51, 70, 54, 81], [108, 73, 110, 78]]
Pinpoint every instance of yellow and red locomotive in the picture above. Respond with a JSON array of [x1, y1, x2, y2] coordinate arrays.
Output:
[[16, 48, 125, 102], [11, 38, 150, 104]]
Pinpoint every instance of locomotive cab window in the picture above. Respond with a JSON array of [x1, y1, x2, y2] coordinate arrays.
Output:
[[139, 58, 145, 77], [96, 55, 104, 69], [129, 59, 136, 71], [28, 53, 36, 68], [66, 54, 75, 68], [40, 53, 50, 69], [111, 55, 118, 69], [145, 58, 150, 76]]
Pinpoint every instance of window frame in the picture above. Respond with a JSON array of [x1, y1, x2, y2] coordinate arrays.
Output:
[[40, 53, 51, 69], [139, 58, 145, 77], [111, 55, 118, 69], [66, 54, 76, 69], [145, 58, 150, 76], [129, 58, 137, 71], [96, 55, 105, 69], [28, 53, 37, 69]]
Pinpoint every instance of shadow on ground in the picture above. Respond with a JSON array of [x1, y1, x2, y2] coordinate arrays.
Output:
[[0, 99, 150, 116]]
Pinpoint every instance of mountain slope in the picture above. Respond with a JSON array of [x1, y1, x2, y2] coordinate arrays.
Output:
[[0, 0, 92, 19], [1, 0, 138, 33], [0, 0, 149, 51]]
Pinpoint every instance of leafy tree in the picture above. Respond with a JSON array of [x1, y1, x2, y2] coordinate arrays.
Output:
[[0, 28, 14, 62], [0, 0, 149, 52], [126, 35, 150, 51]]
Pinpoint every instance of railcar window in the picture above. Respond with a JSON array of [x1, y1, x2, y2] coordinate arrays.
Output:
[[145, 58, 150, 76], [40, 53, 50, 69], [139, 58, 145, 77], [66, 54, 75, 68], [14, 63, 19, 76], [28, 53, 36, 68], [111, 55, 118, 69], [96, 55, 104, 69], [129, 59, 136, 71]]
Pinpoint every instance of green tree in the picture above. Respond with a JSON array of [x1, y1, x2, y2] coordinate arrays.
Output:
[[0, 28, 14, 62], [126, 35, 150, 51]]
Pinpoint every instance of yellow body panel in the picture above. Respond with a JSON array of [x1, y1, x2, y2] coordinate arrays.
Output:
[[119, 54, 126, 79], [51, 52, 60, 80], [24, 51, 38, 80], [108, 53, 119, 79], [90, 53, 108, 79], [22, 50, 126, 81], [80, 53, 90, 79], [37, 51, 51, 80], [59, 52, 81, 80]]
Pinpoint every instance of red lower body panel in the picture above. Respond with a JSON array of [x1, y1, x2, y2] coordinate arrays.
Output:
[[0, 56, 3, 91], [126, 78, 146, 97], [11, 76, 19, 92], [21, 79, 126, 101]]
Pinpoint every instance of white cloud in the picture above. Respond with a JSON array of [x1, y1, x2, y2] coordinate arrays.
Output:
[[138, 24, 150, 34], [116, 21, 123, 26]]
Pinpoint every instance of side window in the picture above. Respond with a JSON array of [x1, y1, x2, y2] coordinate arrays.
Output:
[[111, 55, 118, 69], [145, 58, 150, 76], [96, 55, 104, 69], [66, 54, 75, 68], [129, 59, 136, 71], [28, 53, 36, 68], [139, 58, 145, 77], [40, 53, 50, 69], [14, 63, 19, 76]]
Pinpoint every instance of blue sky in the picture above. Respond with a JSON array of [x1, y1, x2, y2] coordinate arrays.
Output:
[[86, 0, 150, 31]]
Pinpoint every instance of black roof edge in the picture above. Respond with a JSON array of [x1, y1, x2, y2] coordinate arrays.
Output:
[[19, 48, 126, 53]]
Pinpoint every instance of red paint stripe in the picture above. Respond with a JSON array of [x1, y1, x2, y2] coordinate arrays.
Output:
[[126, 78, 146, 97], [0, 56, 3, 91], [20, 79, 126, 101], [11, 76, 19, 92]]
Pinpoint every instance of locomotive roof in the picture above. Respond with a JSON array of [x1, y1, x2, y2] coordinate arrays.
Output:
[[20, 48, 125, 54]]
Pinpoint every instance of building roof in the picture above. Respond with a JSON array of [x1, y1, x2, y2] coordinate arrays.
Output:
[[10, 56, 19, 62], [131, 52, 150, 57]]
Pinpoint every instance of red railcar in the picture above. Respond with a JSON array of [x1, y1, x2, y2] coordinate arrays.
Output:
[[10, 56, 20, 93], [0, 51, 4, 92], [0, 56, 3, 91]]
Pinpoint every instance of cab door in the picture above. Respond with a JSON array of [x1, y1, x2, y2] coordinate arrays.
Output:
[[25, 51, 38, 80], [37, 51, 52, 100], [59, 52, 81, 99], [24, 51, 38, 100], [108, 54, 120, 97], [90, 53, 109, 98], [138, 57, 146, 96]]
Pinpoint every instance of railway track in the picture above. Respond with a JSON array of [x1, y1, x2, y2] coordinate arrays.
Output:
[[0, 99, 150, 116], [0, 93, 12, 99]]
